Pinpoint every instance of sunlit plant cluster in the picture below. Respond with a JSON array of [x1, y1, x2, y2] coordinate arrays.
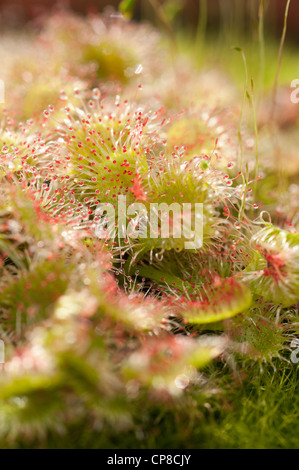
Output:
[[0, 4, 298, 448]]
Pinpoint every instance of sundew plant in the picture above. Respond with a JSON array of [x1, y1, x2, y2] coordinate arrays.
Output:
[[0, 0, 299, 450]]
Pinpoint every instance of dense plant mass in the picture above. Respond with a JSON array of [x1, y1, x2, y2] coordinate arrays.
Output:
[[0, 6, 299, 449]]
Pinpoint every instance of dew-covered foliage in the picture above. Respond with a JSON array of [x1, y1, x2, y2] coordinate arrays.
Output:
[[0, 3, 298, 449]]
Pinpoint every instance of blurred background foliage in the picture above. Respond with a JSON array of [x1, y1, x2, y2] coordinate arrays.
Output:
[[1, 0, 298, 92], [0, 0, 299, 450], [0, 0, 298, 40]]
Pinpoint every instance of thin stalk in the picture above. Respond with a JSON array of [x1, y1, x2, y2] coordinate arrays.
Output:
[[272, 0, 291, 119], [247, 79, 259, 202], [196, 0, 207, 62], [258, 0, 265, 98], [148, 0, 177, 57], [270, 0, 291, 201], [233, 47, 248, 220]]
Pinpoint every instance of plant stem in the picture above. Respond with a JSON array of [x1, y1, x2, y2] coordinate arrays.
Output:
[[272, 0, 291, 119], [258, 0, 265, 99], [148, 0, 177, 57], [233, 47, 249, 220], [248, 79, 259, 201], [196, 0, 207, 63]]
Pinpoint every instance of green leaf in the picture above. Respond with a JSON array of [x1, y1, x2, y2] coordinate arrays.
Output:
[[135, 265, 187, 291], [119, 0, 136, 19], [0, 375, 62, 400], [232, 46, 242, 52], [181, 278, 252, 324]]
